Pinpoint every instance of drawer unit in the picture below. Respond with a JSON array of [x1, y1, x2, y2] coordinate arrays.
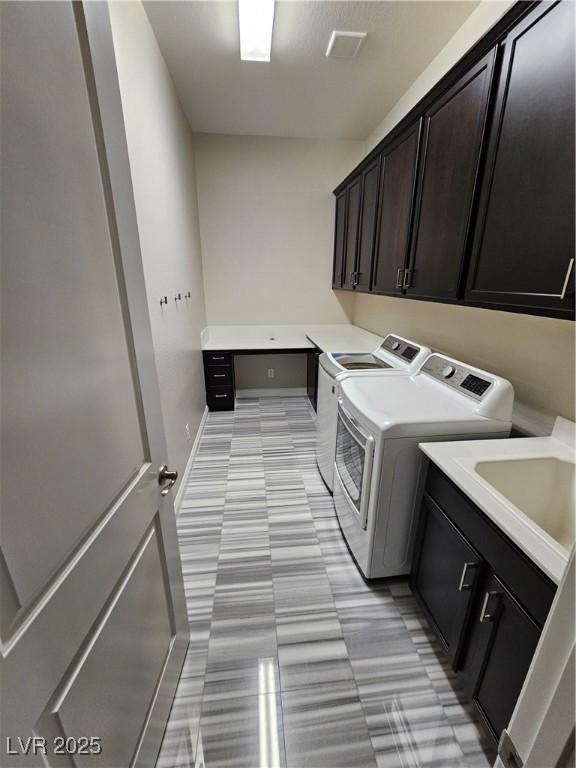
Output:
[[205, 352, 232, 366], [205, 366, 233, 387], [206, 386, 234, 411], [203, 351, 235, 411]]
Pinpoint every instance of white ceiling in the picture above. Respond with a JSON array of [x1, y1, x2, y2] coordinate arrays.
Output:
[[144, 1, 481, 140]]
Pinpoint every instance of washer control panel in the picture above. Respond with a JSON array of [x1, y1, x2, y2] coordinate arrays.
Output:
[[421, 354, 493, 401], [380, 335, 422, 363]]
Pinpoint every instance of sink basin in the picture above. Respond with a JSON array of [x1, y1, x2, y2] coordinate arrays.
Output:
[[475, 457, 575, 551]]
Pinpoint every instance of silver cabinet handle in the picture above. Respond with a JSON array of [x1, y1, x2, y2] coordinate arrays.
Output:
[[396, 268, 404, 288], [560, 258, 574, 300], [402, 269, 412, 289], [215, 394, 228, 398], [480, 590, 502, 623], [158, 464, 178, 496], [458, 561, 477, 592], [213, 374, 226, 378]]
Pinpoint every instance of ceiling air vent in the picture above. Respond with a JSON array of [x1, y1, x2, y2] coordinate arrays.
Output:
[[325, 31, 367, 59]]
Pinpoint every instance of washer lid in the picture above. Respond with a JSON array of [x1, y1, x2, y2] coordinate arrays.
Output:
[[332, 353, 394, 370], [321, 334, 431, 379], [339, 375, 512, 437], [319, 350, 401, 379]]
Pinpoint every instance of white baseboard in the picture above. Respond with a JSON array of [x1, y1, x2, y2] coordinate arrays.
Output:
[[236, 387, 308, 398], [174, 406, 208, 515]]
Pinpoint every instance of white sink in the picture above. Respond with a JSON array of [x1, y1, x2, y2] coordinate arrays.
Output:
[[474, 457, 575, 550], [419, 416, 576, 583]]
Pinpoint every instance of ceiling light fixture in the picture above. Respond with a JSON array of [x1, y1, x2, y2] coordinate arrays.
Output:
[[239, 0, 276, 62]]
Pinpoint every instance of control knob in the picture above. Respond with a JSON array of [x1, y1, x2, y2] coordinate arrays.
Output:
[[391, 341, 401, 350], [442, 365, 456, 379]]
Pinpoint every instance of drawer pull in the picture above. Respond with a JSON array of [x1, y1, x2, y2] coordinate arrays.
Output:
[[480, 591, 502, 623], [213, 374, 226, 378], [215, 394, 228, 399], [458, 561, 477, 592], [212, 356, 225, 360]]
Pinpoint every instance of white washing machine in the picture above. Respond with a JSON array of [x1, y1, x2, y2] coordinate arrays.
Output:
[[316, 334, 430, 491], [333, 353, 514, 579]]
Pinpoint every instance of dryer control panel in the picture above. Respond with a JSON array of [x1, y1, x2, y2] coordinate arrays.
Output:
[[420, 355, 493, 401]]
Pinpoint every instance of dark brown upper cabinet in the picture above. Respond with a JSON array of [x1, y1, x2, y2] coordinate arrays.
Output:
[[355, 157, 381, 292], [342, 177, 362, 290], [332, 190, 347, 288], [466, 1, 575, 319], [371, 121, 421, 296], [405, 49, 497, 301]]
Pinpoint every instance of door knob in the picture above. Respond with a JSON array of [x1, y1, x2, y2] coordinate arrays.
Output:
[[158, 464, 178, 496]]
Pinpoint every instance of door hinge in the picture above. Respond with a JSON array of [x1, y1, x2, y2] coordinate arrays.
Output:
[[498, 729, 524, 768]]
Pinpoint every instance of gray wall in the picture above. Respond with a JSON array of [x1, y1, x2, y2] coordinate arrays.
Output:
[[110, 2, 207, 496], [235, 354, 307, 393]]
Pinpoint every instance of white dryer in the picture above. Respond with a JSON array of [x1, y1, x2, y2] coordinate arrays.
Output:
[[333, 353, 514, 579], [316, 334, 430, 491]]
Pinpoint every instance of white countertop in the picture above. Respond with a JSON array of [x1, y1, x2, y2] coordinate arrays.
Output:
[[201, 324, 382, 353], [420, 417, 575, 584]]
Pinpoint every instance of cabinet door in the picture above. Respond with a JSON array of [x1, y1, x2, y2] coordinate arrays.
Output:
[[355, 157, 381, 292], [466, 1, 575, 318], [372, 121, 421, 295], [307, 350, 320, 411], [342, 177, 362, 290], [460, 573, 541, 741], [406, 49, 497, 300], [332, 191, 347, 288], [412, 496, 482, 666]]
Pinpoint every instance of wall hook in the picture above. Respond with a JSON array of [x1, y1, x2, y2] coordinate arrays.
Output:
[[174, 293, 182, 302], [160, 296, 168, 306], [185, 291, 191, 299]]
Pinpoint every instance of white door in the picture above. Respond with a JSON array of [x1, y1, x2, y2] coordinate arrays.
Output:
[[0, 3, 189, 766]]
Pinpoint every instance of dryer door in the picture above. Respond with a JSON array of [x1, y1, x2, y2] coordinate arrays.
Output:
[[335, 401, 375, 529]]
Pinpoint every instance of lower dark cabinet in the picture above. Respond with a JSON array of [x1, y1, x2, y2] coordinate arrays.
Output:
[[460, 572, 541, 740], [413, 496, 480, 666], [203, 351, 236, 411], [206, 385, 234, 411], [306, 349, 320, 411], [411, 465, 556, 744], [205, 365, 233, 387]]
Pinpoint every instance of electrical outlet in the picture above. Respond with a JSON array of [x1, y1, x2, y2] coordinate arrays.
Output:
[[185, 423, 191, 441], [267, 368, 274, 379]]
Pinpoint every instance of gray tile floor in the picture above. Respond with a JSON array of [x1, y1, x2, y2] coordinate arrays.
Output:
[[157, 397, 495, 768]]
